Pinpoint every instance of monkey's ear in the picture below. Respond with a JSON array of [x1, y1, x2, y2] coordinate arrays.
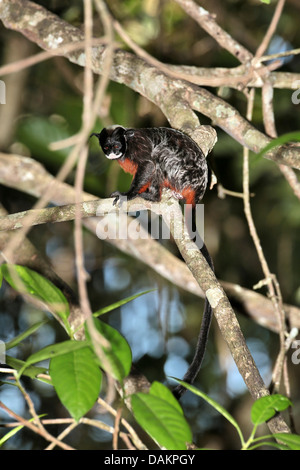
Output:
[[112, 126, 126, 139], [98, 128, 109, 146], [125, 129, 135, 138]]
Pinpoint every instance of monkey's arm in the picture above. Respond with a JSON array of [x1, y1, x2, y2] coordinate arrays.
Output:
[[111, 162, 160, 205]]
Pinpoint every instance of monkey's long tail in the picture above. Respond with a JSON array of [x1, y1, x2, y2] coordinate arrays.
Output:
[[173, 206, 214, 399]]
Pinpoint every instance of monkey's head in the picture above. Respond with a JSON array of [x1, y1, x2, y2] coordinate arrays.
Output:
[[90, 126, 132, 160]]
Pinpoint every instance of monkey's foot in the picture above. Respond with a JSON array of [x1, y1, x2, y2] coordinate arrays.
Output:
[[110, 191, 121, 206], [110, 191, 129, 206]]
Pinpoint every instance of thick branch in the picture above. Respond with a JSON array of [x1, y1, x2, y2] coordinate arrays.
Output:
[[0, 161, 291, 434], [0, 198, 103, 231], [0, 0, 216, 155], [0, 152, 299, 335], [0, 0, 299, 168], [161, 197, 290, 434], [167, 65, 300, 90]]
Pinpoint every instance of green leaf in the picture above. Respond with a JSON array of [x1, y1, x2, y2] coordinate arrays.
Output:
[[271, 433, 300, 450], [0, 414, 47, 447], [171, 379, 245, 446], [5, 356, 49, 380], [19, 339, 90, 377], [173, 379, 240, 428], [258, 131, 300, 159], [0, 424, 25, 448], [5, 321, 48, 350], [131, 390, 192, 450], [93, 290, 155, 317], [150, 381, 183, 415], [50, 346, 102, 421], [85, 318, 132, 383], [251, 394, 292, 425], [248, 440, 289, 450], [1, 265, 70, 333]]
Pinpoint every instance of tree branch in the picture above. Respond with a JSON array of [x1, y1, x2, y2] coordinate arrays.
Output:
[[2, 171, 290, 433], [0, 0, 299, 168], [173, 0, 252, 63], [0, 152, 299, 336], [160, 194, 290, 434]]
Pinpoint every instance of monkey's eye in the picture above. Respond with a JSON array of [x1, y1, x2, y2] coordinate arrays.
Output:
[[114, 144, 121, 150], [103, 146, 109, 150]]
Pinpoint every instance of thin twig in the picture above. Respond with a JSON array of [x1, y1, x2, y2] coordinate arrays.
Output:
[[75, 0, 120, 369], [97, 397, 148, 450], [74, 0, 94, 323], [244, 87, 287, 394], [113, 17, 281, 90], [217, 185, 252, 199], [119, 432, 136, 450], [256, 47, 300, 64], [44, 421, 79, 450], [14, 373, 44, 432], [173, 0, 252, 63], [278, 165, 300, 200], [113, 407, 122, 450], [0, 6, 115, 265], [0, 401, 75, 450], [0, 38, 114, 78], [258, 0, 294, 388], [261, 86, 291, 393], [257, 1, 300, 200], [255, 0, 286, 58]]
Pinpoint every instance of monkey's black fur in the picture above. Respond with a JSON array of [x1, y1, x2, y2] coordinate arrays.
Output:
[[91, 126, 214, 398]]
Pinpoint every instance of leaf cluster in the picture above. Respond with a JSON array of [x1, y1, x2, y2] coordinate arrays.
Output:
[[1, 264, 299, 450]]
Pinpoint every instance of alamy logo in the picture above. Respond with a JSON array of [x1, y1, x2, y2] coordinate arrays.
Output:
[[0, 340, 5, 364], [291, 340, 300, 365], [96, 202, 205, 250], [0, 80, 6, 104], [291, 80, 300, 105]]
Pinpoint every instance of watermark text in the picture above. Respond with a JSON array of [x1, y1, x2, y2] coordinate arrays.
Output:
[[0, 340, 5, 364], [96, 201, 205, 250], [0, 80, 6, 104], [291, 80, 300, 105]]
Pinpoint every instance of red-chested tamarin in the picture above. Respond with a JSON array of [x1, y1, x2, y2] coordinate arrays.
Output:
[[91, 126, 214, 398]]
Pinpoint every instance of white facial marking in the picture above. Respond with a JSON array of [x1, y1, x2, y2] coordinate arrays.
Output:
[[107, 153, 121, 160]]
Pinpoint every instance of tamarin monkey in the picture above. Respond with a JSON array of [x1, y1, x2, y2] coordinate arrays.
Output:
[[91, 126, 214, 398]]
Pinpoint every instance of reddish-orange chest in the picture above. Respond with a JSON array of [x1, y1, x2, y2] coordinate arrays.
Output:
[[117, 158, 138, 175]]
